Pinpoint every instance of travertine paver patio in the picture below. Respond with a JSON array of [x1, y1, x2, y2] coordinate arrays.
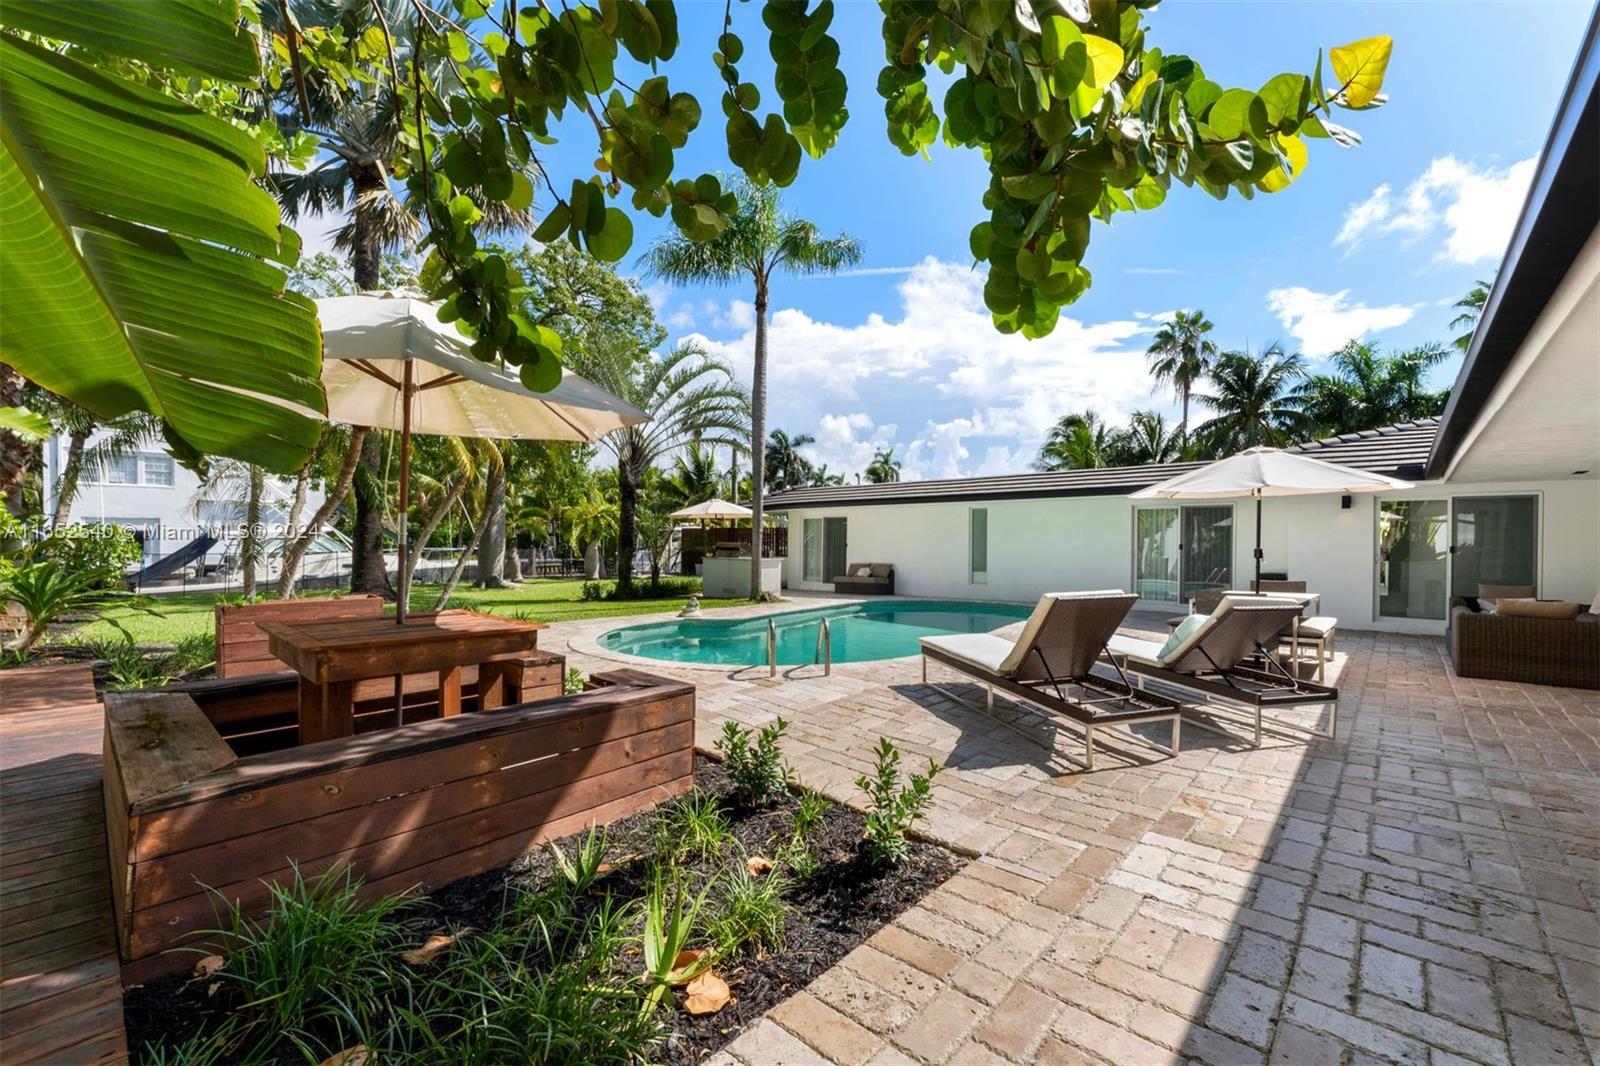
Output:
[[550, 595, 1600, 1065]]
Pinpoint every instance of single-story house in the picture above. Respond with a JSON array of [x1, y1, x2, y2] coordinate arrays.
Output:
[[766, 36, 1599, 636]]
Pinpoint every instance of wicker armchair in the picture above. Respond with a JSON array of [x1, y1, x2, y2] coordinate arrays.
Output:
[[1448, 605, 1600, 689]]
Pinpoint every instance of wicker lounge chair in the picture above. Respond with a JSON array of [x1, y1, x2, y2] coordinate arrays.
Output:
[[1106, 596, 1338, 747], [919, 590, 1183, 770]]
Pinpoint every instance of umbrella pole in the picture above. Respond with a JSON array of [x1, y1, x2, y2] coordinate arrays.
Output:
[[1253, 494, 1263, 593], [397, 360, 414, 624]]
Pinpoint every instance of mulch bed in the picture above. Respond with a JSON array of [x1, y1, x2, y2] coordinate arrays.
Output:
[[124, 753, 965, 1064]]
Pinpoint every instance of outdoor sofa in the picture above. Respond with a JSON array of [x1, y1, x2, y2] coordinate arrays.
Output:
[[1448, 584, 1600, 689], [834, 562, 894, 595]]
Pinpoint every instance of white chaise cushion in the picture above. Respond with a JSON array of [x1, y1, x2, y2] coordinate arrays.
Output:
[[919, 632, 1014, 674], [995, 590, 1127, 676], [1105, 633, 1168, 668]]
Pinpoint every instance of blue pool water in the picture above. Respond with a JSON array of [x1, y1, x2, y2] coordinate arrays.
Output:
[[599, 600, 1032, 666]]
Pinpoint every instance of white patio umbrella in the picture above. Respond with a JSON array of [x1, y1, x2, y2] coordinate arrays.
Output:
[[317, 290, 649, 622], [1130, 446, 1413, 591], [667, 498, 752, 521]]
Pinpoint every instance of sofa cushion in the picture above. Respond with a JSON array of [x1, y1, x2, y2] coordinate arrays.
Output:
[[1479, 583, 1536, 602], [869, 563, 893, 578], [854, 565, 872, 577], [1498, 599, 1583, 620]]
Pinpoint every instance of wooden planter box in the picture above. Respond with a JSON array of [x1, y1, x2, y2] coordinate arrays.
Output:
[[104, 669, 694, 982]]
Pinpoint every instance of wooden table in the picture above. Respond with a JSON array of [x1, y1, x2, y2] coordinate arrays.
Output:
[[259, 610, 546, 744]]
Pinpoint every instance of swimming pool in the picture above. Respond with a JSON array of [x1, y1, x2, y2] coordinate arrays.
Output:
[[598, 600, 1033, 666]]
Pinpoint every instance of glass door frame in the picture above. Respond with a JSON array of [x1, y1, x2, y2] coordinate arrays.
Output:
[[1130, 502, 1236, 605], [1371, 491, 1543, 623]]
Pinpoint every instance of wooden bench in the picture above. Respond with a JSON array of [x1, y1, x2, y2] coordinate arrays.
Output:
[[104, 670, 694, 983], [215, 596, 386, 678]]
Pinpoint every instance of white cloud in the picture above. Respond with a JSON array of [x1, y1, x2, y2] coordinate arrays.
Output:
[[714, 299, 755, 332], [1335, 155, 1536, 265], [1265, 286, 1417, 358], [664, 304, 697, 331], [677, 257, 1159, 479], [1125, 266, 1186, 276]]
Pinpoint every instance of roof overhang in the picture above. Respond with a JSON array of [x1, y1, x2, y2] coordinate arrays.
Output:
[[1426, 10, 1600, 482]]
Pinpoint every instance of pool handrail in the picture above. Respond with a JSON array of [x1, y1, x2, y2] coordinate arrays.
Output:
[[767, 619, 777, 677], [815, 616, 831, 676]]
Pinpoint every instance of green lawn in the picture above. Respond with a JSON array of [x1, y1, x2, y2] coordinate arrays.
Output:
[[72, 580, 739, 646]]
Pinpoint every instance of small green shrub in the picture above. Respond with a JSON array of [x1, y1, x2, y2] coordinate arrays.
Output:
[[780, 791, 831, 879], [706, 861, 786, 959], [855, 738, 941, 867], [170, 632, 217, 675], [547, 826, 608, 895], [96, 638, 177, 691], [563, 667, 585, 694], [579, 580, 607, 601], [715, 717, 792, 807], [209, 866, 411, 1047], [651, 789, 731, 863], [579, 578, 702, 602]]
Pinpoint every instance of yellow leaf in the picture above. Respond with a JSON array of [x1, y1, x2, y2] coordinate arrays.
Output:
[[1329, 36, 1392, 109], [1260, 133, 1308, 193], [746, 855, 774, 876], [319, 1048, 371, 1066], [684, 971, 732, 1015], [1081, 35, 1124, 88], [402, 932, 459, 966]]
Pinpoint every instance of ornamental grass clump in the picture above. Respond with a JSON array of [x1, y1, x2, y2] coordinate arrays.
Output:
[[856, 738, 942, 867], [715, 717, 792, 807]]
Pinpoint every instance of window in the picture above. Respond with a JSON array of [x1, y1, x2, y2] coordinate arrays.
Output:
[[969, 508, 988, 585], [102, 455, 137, 484], [141, 453, 175, 486]]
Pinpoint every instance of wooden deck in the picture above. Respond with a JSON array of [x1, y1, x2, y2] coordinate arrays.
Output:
[[0, 664, 129, 1064]]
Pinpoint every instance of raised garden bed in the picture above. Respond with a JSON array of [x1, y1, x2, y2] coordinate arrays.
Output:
[[123, 753, 965, 1065]]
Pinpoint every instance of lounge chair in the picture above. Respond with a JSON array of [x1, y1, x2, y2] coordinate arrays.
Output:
[[918, 591, 1183, 770], [1105, 596, 1338, 747]]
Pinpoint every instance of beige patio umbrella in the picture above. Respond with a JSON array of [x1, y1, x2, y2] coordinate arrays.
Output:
[[667, 498, 752, 521], [317, 290, 649, 622], [1130, 446, 1413, 591]]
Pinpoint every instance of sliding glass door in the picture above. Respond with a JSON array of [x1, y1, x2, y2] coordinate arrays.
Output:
[[1378, 495, 1537, 620], [823, 517, 848, 582], [1133, 506, 1232, 603], [1451, 496, 1538, 599]]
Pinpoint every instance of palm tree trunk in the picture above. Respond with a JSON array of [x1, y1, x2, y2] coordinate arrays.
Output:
[[349, 431, 391, 596], [404, 473, 467, 593], [278, 426, 367, 598], [616, 458, 637, 591], [476, 462, 508, 588], [433, 515, 485, 612], [748, 278, 769, 600], [1179, 385, 1190, 447], [347, 165, 392, 598], [51, 428, 88, 528], [241, 466, 264, 599]]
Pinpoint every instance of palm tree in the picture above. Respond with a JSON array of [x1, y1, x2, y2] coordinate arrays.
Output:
[[1032, 412, 1113, 471], [1108, 410, 1181, 465], [809, 464, 845, 487], [1145, 310, 1218, 443], [1192, 345, 1310, 454], [765, 429, 816, 491], [1295, 341, 1451, 437], [564, 341, 749, 591], [264, 0, 535, 597], [864, 447, 902, 483], [561, 489, 618, 580], [640, 178, 863, 598], [663, 442, 726, 509], [1450, 279, 1492, 352]]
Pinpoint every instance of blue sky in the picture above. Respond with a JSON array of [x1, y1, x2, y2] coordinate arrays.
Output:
[[300, 1, 1594, 480]]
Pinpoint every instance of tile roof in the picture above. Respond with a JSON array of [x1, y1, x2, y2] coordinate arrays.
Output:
[[764, 419, 1439, 510]]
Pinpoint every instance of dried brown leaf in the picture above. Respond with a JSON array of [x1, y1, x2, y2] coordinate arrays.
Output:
[[318, 1047, 371, 1066], [194, 954, 224, 978], [745, 855, 774, 876], [684, 970, 732, 1015], [402, 932, 458, 966]]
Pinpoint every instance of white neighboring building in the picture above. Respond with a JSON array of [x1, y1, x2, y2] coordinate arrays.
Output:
[[767, 35, 1600, 636], [41, 429, 337, 585]]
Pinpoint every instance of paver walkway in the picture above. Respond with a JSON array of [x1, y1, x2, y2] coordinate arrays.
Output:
[[0, 664, 129, 1065], [551, 598, 1600, 1065]]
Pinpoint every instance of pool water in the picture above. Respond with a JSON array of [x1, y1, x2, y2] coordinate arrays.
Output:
[[598, 600, 1033, 666]]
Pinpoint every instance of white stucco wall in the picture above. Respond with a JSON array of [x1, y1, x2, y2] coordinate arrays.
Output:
[[776, 475, 1599, 634]]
